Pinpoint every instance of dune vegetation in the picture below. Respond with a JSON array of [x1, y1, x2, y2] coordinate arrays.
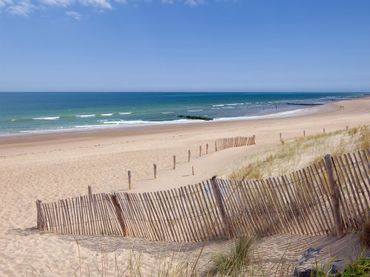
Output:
[[229, 125, 370, 180]]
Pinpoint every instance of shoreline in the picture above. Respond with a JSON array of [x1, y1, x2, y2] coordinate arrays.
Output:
[[0, 97, 341, 145], [1, 93, 367, 144]]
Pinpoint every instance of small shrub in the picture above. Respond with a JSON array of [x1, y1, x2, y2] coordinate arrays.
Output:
[[310, 256, 370, 277], [339, 256, 370, 276], [208, 237, 253, 276]]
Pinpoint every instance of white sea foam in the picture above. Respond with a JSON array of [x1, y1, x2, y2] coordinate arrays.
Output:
[[119, 112, 132, 115], [99, 118, 205, 126], [76, 114, 95, 118], [10, 108, 307, 136], [74, 124, 106, 129], [226, 103, 244, 106], [32, 116, 60, 120], [222, 106, 235, 109], [101, 113, 113, 117], [161, 112, 174, 114], [212, 104, 224, 107], [187, 109, 203, 112], [214, 109, 304, 121]]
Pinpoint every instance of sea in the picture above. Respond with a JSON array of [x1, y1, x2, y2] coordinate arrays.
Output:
[[0, 92, 367, 136]]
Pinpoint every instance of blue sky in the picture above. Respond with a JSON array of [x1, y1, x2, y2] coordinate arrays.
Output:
[[0, 0, 370, 92]]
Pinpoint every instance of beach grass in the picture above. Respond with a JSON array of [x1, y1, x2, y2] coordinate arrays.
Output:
[[207, 236, 254, 276], [229, 126, 370, 180]]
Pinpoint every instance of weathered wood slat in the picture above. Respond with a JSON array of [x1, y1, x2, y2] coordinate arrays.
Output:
[[36, 149, 370, 242]]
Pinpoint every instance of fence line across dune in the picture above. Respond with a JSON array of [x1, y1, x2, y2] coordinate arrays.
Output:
[[36, 149, 370, 243], [214, 135, 256, 152]]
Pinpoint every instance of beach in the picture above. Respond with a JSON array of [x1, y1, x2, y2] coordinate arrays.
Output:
[[0, 96, 369, 275]]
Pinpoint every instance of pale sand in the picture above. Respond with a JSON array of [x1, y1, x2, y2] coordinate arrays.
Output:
[[0, 97, 369, 276]]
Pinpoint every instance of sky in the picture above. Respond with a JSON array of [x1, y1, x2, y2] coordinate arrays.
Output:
[[0, 0, 370, 92]]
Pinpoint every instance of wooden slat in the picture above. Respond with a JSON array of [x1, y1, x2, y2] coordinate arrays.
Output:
[[169, 188, 190, 242], [239, 180, 264, 234], [336, 155, 363, 224], [36, 148, 370, 242]]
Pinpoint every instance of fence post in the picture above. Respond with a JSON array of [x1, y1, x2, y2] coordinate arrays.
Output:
[[210, 176, 233, 238], [173, 155, 176, 170], [192, 166, 195, 176], [153, 164, 157, 179], [36, 200, 44, 230], [215, 141, 218, 152], [199, 146, 202, 157], [110, 194, 126, 236], [303, 130, 306, 137], [128, 171, 132, 190], [324, 154, 344, 238], [88, 185, 92, 196], [323, 128, 325, 133], [206, 143, 209, 154], [188, 150, 191, 162]]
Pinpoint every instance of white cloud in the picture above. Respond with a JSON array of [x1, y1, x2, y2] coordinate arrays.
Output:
[[0, 0, 13, 7], [7, 0, 34, 15], [65, 9, 81, 19], [1, 0, 213, 16], [79, 0, 111, 9], [40, 0, 72, 7], [184, 0, 203, 6]]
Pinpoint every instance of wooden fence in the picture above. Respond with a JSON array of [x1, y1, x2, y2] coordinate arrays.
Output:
[[36, 149, 370, 242], [215, 136, 256, 151]]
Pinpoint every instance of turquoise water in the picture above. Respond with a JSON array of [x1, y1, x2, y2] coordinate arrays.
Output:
[[0, 92, 365, 135]]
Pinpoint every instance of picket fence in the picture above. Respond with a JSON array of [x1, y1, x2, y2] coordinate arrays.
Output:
[[36, 149, 370, 242]]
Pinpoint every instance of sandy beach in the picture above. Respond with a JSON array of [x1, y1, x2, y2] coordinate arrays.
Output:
[[0, 96, 369, 276]]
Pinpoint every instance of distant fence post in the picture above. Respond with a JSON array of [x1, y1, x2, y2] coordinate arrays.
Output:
[[215, 141, 218, 152], [323, 128, 325, 133], [206, 143, 209, 154], [88, 185, 92, 197], [128, 171, 132, 190], [303, 130, 306, 137], [188, 150, 191, 162], [324, 154, 344, 238], [199, 146, 202, 157], [36, 200, 44, 230], [173, 155, 176, 170], [210, 176, 233, 238], [111, 194, 126, 236], [153, 164, 157, 179], [192, 166, 195, 176]]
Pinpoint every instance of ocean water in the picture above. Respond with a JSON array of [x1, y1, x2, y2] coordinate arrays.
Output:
[[0, 92, 365, 135]]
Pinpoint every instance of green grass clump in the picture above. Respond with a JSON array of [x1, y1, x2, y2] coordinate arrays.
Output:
[[208, 237, 253, 276], [229, 126, 370, 180], [313, 256, 370, 277], [338, 257, 370, 276]]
